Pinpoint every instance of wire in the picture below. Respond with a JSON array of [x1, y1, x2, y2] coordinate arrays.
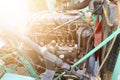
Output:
[[93, 4, 103, 14], [97, 36, 117, 75], [68, 21, 79, 32], [47, 16, 81, 34]]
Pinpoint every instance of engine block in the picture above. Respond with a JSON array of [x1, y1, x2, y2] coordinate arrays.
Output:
[[27, 11, 94, 78]]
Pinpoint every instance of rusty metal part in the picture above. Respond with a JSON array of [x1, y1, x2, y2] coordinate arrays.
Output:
[[77, 25, 93, 71], [81, 27, 93, 52], [76, 26, 85, 51], [77, 25, 93, 52]]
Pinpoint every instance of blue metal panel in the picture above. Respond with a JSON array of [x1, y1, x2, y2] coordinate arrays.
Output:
[[1, 73, 36, 80]]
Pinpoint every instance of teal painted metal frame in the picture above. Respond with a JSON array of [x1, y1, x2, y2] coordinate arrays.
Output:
[[1, 73, 36, 80], [111, 51, 120, 80], [18, 55, 38, 78], [54, 28, 120, 80]]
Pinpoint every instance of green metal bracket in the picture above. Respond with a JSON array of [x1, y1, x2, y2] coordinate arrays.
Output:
[[2, 37, 38, 78], [111, 51, 120, 80], [54, 28, 120, 80], [0, 49, 37, 75], [18, 48, 38, 78]]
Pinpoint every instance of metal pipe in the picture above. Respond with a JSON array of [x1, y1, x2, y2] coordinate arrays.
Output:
[[89, 0, 95, 12], [54, 28, 120, 80]]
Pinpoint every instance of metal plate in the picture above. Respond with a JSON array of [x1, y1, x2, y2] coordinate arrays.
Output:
[[1, 73, 36, 80]]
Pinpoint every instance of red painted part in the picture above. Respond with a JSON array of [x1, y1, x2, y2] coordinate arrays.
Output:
[[94, 16, 102, 60]]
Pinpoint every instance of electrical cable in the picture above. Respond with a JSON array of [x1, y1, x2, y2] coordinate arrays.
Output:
[[97, 36, 117, 75]]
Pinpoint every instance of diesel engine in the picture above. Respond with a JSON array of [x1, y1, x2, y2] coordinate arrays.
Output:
[[27, 11, 95, 80]]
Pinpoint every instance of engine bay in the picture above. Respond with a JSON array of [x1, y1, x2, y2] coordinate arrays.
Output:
[[0, 0, 120, 80]]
